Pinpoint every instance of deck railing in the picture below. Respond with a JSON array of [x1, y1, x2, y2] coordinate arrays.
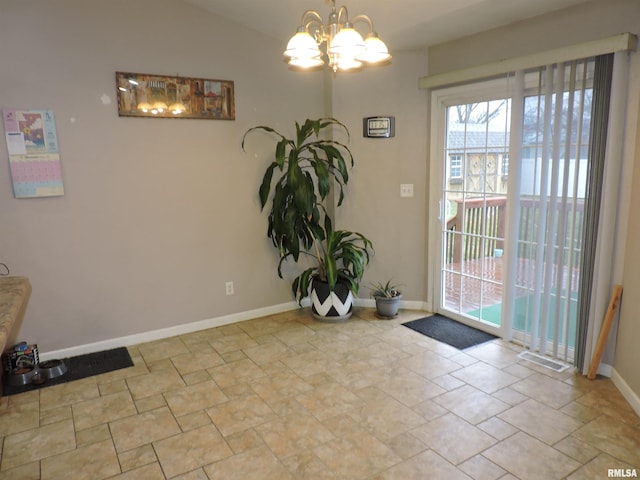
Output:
[[517, 197, 585, 268], [445, 196, 585, 265], [446, 197, 506, 264]]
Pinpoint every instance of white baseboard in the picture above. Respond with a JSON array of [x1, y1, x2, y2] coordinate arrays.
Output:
[[610, 367, 640, 417], [354, 298, 428, 311], [39, 298, 428, 362], [403, 300, 430, 311], [38, 301, 301, 361]]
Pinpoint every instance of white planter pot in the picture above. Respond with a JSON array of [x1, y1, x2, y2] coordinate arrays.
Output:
[[310, 278, 353, 322]]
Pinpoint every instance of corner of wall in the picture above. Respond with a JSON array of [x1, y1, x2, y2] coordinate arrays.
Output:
[[611, 367, 640, 417]]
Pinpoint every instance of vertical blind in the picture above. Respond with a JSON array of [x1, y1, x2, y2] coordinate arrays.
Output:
[[575, 54, 613, 370], [505, 58, 602, 363]]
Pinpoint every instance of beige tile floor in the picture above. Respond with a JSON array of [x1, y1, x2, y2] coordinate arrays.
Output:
[[1, 308, 639, 479]]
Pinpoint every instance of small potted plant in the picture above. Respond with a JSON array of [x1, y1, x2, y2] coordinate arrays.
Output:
[[369, 280, 403, 318]]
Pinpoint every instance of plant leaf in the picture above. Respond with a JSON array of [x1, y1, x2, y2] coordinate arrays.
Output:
[[258, 162, 277, 209], [297, 119, 316, 146], [275, 140, 287, 169], [293, 267, 317, 305]]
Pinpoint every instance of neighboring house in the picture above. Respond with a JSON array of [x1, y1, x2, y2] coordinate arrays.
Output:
[[446, 127, 509, 196]]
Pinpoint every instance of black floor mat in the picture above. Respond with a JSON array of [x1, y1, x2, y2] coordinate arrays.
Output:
[[403, 314, 498, 350], [2, 346, 134, 396]]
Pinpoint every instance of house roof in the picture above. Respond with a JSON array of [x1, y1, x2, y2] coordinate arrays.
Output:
[[447, 130, 508, 154]]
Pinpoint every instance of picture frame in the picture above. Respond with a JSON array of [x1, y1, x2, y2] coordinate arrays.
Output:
[[115, 72, 235, 120]]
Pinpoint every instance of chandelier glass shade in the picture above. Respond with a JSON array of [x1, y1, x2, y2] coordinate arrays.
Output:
[[284, 0, 391, 72]]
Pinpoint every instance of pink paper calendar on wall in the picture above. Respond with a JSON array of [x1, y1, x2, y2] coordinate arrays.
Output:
[[3, 108, 64, 198]]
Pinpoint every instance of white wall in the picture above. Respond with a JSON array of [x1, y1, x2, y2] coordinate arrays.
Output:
[[332, 53, 429, 302], [615, 60, 640, 411], [0, 0, 324, 352], [428, 0, 640, 75]]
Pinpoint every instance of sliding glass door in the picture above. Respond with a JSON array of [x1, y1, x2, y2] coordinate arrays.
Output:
[[441, 99, 510, 333], [432, 59, 597, 363]]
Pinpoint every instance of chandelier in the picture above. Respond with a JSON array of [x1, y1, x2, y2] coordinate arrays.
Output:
[[283, 0, 391, 72]]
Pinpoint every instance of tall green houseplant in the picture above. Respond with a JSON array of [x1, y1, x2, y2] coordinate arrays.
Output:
[[242, 118, 373, 321]]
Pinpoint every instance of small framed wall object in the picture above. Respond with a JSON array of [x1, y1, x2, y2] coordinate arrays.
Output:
[[115, 72, 235, 120], [363, 116, 395, 138], [2, 109, 64, 198]]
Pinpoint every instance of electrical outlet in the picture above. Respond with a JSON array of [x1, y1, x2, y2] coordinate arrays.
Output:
[[225, 281, 234, 295], [400, 184, 414, 197]]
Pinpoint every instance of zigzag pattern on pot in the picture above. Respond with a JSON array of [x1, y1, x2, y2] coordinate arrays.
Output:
[[310, 289, 353, 317]]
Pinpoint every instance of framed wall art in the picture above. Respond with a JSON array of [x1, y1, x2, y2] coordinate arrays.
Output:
[[115, 72, 235, 120]]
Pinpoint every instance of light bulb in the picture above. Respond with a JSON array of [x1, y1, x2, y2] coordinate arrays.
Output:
[[288, 56, 324, 69]]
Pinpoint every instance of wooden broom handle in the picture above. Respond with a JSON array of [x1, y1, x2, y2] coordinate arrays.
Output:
[[587, 284, 623, 380]]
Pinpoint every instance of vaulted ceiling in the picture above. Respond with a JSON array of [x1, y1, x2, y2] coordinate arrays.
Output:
[[184, 0, 602, 52]]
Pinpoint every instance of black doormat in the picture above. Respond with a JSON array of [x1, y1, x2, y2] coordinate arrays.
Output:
[[403, 314, 498, 350], [2, 347, 134, 396]]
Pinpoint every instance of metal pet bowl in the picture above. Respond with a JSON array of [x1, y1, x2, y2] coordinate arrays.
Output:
[[38, 359, 67, 380], [8, 367, 35, 386]]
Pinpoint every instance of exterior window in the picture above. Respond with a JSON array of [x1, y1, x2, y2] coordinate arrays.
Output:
[[450, 154, 462, 181], [501, 154, 509, 177]]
